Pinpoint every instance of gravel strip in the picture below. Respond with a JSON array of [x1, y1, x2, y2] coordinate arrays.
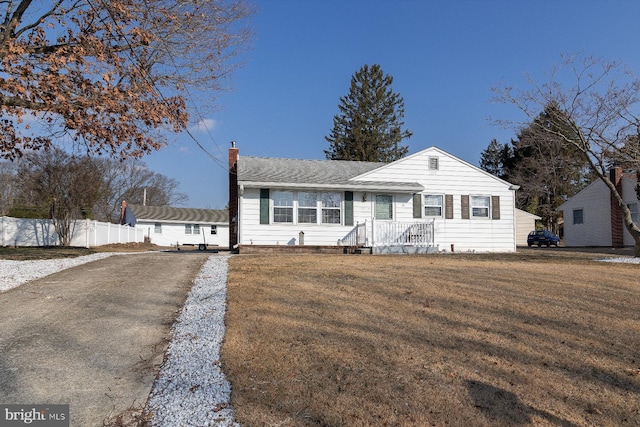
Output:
[[596, 256, 640, 263], [0, 252, 117, 292], [145, 254, 239, 426]]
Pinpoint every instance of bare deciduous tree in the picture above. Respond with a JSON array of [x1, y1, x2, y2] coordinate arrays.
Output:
[[0, 0, 253, 160], [92, 158, 188, 223], [493, 54, 640, 255], [0, 160, 17, 215], [17, 149, 103, 245]]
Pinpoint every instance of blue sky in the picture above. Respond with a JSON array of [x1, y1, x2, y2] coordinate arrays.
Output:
[[143, 0, 640, 209]]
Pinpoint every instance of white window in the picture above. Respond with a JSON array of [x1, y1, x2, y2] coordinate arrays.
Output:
[[573, 208, 584, 225], [154, 223, 162, 233], [375, 194, 393, 220], [628, 203, 638, 223], [298, 192, 318, 223], [423, 195, 443, 217], [193, 224, 200, 234], [185, 224, 192, 234], [273, 191, 294, 223], [471, 196, 490, 218], [211, 225, 217, 235], [321, 192, 341, 224], [271, 191, 342, 225]]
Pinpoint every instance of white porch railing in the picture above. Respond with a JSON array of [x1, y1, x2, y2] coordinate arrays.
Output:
[[371, 219, 435, 247], [341, 221, 368, 246], [341, 219, 435, 249]]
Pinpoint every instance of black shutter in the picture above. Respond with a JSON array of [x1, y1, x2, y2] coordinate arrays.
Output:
[[260, 189, 269, 224], [345, 191, 354, 226]]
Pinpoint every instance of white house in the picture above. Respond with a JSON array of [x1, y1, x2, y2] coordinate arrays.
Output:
[[228, 145, 520, 254], [557, 168, 638, 247], [130, 205, 229, 249]]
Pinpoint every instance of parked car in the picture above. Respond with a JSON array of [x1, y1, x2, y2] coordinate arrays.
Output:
[[527, 230, 560, 247]]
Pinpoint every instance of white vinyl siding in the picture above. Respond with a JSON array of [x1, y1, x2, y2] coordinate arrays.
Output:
[[558, 179, 611, 247], [136, 221, 228, 247], [351, 148, 517, 252]]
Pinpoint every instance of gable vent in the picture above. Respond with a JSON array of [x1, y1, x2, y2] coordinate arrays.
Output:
[[429, 156, 439, 170]]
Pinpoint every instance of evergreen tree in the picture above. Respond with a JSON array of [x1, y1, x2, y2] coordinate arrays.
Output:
[[506, 103, 590, 232], [324, 64, 411, 162], [479, 138, 512, 179]]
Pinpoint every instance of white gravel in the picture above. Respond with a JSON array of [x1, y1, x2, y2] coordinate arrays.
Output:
[[596, 256, 640, 263], [0, 252, 116, 292], [145, 254, 239, 426]]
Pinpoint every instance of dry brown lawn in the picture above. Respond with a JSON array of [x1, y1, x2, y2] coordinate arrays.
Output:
[[222, 250, 640, 427]]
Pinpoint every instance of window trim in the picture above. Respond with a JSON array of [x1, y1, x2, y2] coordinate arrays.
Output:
[[272, 190, 294, 223], [210, 225, 217, 235], [470, 195, 491, 219], [321, 192, 341, 224], [269, 190, 343, 225], [423, 194, 443, 217], [573, 208, 584, 225]]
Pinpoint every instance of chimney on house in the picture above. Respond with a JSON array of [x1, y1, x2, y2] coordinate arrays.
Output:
[[229, 141, 239, 250], [610, 166, 624, 248]]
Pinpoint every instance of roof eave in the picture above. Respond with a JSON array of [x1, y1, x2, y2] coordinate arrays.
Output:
[[238, 181, 424, 193]]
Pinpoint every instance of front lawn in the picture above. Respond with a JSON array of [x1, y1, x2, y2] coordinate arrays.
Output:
[[222, 252, 639, 426]]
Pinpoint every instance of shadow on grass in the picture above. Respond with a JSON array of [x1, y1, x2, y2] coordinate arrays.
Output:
[[466, 380, 579, 427]]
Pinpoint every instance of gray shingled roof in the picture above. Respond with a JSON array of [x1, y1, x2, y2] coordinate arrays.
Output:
[[129, 205, 228, 223], [237, 156, 423, 191]]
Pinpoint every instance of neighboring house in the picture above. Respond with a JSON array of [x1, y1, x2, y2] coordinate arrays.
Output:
[[558, 168, 638, 247], [228, 145, 520, 253], [130, 204, 229, 248], [515, 209, 541, 246]]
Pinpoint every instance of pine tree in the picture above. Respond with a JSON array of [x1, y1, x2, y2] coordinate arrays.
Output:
[[324, 64, 411, 162], [479, 139, 512, 179]]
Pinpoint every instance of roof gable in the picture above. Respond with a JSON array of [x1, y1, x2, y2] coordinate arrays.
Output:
[[352, 146, 515, 188]]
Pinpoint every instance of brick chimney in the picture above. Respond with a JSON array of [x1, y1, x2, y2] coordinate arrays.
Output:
[[610, 167, 624, 248], [229, 141, 239, 249]]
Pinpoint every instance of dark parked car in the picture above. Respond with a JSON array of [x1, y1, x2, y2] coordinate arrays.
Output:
[[527, 230, 560, 247]]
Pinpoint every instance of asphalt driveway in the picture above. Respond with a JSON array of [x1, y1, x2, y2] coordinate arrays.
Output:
[[0, 251, 211, 426]]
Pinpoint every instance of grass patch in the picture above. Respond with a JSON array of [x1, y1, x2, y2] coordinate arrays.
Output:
[[0, 242, 163, 260], [0, 246, 97, 260], [222, 252, 640, 426]]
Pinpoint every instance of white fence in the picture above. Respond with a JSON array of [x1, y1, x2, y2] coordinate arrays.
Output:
[[1, 216, 144, 248]]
